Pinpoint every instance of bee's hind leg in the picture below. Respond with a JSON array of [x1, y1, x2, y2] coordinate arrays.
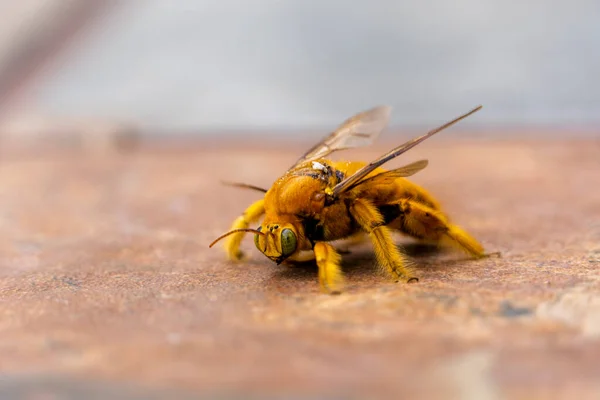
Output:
[[392, 199, 492, 259], [223, 198, 265, 260]]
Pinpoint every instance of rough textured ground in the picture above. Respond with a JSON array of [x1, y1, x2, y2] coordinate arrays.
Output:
[[0, 135, 599, 399]]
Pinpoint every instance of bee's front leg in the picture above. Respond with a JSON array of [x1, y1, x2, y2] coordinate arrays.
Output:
[[350, 198, 418, 283], [285, 251, 316, 264], [224, 198, 265, 260], [313, 242, 344, 294]]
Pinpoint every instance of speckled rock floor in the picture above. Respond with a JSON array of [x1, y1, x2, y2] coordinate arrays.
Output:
[[1, 135, 599, 399]]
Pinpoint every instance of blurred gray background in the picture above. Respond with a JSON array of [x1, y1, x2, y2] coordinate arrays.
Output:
[[0, 0, 598, 136]]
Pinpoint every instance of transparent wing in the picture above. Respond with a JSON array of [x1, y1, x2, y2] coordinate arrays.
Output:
[[330, 105, 483, 199], [344, 160, 429, 192], [291, 105, 391, 168]]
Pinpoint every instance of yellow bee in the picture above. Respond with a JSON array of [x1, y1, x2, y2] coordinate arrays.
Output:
[[210, 105, 488, 294]]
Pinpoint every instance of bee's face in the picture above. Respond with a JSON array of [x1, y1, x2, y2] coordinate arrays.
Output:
[[254, 223, 298, 264]]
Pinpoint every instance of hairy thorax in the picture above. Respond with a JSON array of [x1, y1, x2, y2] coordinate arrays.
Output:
[[265, 160, 344, 218], [263, 160, 364, 242]]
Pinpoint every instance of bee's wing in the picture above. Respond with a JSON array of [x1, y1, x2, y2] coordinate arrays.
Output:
[[291, 105, 391, 168], [330, 105, 482, 198], [343, 160, 429, 192]]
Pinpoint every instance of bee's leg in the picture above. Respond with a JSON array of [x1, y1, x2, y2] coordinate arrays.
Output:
[[223, 198, 265, 260], [285, 251, 316, 264], [335, 232, 368, 253], [349, 198, 417, 283], [313, 242, 344, 294], [394, 199, 487, 258]]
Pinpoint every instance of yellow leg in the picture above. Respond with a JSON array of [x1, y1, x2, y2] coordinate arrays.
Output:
[[285, 251, 316, 263], [224, 198, 265, 260], [314, 242, 344, 294], [335, 232, 368, 253], [350, 198, 417, 282], [396, 199, 486, 258]]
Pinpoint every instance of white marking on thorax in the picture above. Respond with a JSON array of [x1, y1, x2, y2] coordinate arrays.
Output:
[[312, 161, 327, 171]]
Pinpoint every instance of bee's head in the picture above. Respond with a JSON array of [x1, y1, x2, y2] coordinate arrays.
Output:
[[208, 220, 301, 264], [254, 223, 298, 264]]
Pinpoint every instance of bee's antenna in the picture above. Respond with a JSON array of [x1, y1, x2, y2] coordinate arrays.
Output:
[[221, 181, 267, 193], [208, 228, 265, 248]]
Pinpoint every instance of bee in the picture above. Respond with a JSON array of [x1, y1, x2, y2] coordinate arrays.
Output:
[[210, 105, 489, 294]]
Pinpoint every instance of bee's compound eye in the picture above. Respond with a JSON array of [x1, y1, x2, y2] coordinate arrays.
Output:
[[254, 226, 262, 250], [280, 228, 297, 257]]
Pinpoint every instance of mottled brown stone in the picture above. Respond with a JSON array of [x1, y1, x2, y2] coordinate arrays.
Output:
[[0, 135, 599, 399]]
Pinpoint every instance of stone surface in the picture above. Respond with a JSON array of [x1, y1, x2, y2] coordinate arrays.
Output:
[[0, 135, 599, 399]]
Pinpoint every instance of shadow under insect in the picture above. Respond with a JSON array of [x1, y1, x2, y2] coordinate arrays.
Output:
[[267, 240, 454, 286]]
